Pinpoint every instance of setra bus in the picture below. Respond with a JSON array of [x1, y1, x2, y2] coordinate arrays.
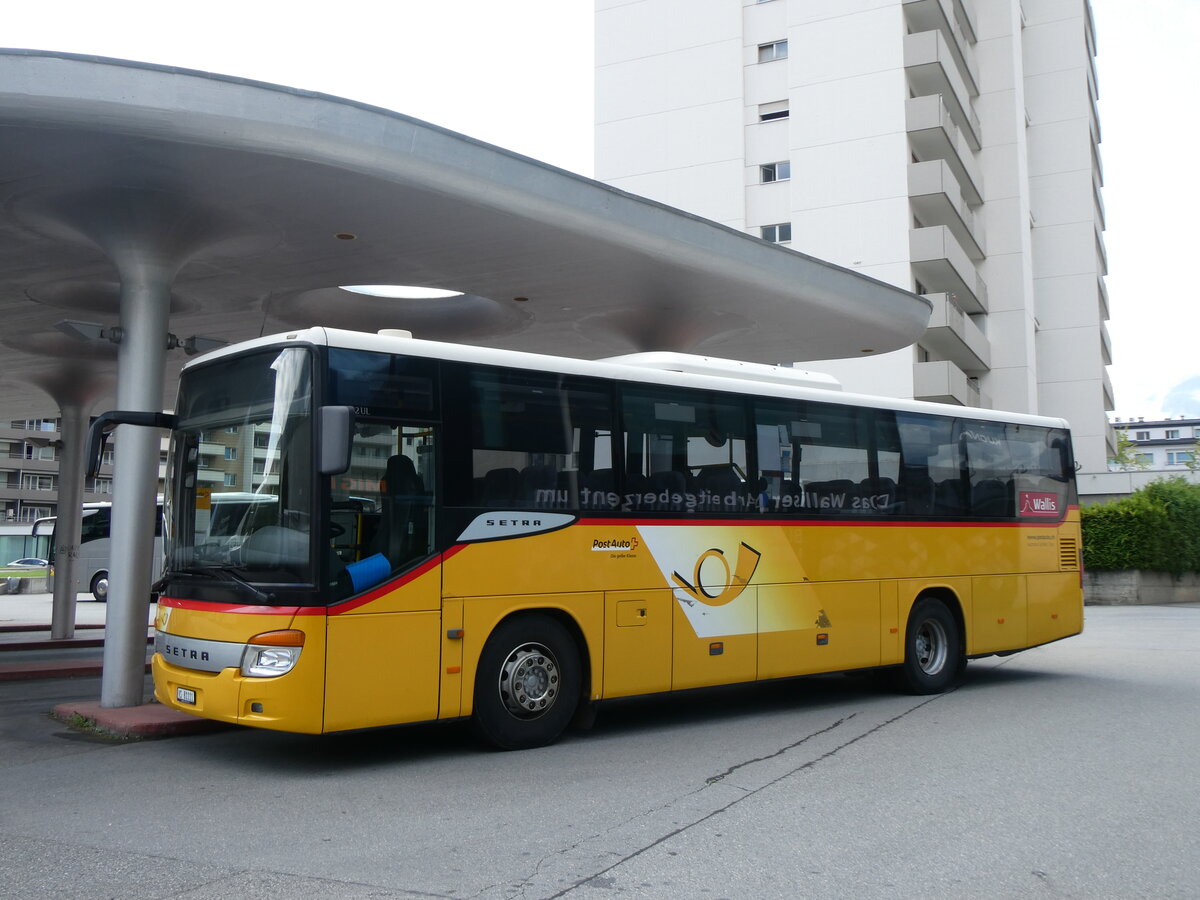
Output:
[[108, 327, 1082, 749]]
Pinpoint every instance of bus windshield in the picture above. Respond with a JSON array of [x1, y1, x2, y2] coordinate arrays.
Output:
[[166, 347, 314, 590]]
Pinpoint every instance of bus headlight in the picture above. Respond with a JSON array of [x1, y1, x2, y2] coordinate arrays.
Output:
[[241, 630, 305, 678]]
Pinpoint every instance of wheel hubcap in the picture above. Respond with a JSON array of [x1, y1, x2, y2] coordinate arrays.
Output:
[[498, 642, 560, 718], [915, 619, 948, 675]]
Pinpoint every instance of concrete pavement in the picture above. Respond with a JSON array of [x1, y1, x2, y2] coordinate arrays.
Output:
[[0, 591, 225, 738]]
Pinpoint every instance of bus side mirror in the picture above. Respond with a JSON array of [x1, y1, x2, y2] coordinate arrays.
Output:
[[86, 410, 178, 479], [317, 406, 355, 475]]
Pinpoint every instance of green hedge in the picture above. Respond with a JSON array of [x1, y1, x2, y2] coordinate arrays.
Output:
[[1082, 478, 1200, 576]]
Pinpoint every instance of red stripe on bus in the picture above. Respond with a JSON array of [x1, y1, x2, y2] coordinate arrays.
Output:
[[159, 546, 464, 617], [326, 547, 463, 615], [575, 515, 1074, 529]]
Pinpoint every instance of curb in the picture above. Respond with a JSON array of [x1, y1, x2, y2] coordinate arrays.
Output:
[[52, 699, 232, 738], [0, 660, 150, 681]]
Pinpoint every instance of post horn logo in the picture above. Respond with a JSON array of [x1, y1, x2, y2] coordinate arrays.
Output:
[[671, 542, 762, 607]]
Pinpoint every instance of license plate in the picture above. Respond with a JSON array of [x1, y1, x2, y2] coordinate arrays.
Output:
[[176, 687, 197, 705]]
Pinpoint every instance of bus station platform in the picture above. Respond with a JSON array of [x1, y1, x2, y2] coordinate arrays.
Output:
[[0, 592, 226, 737]]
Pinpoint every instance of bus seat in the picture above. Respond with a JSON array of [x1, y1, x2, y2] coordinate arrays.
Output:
[[377, 454, 425, 564], [696, 467, 743, 511], [933, 479, 966, 516], [648, 470, 687, 510], [859, 477, 896, 514], [519, 464, 560, 508], [900, 471, 935, 515], [479, 467, 519, 507], [809, 479, 857, 512], [972, 479, 1012, 517], [580, 469, 615, 510]]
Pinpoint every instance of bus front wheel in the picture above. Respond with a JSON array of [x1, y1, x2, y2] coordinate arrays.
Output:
[[90, 571, 109, 603], [473, 614, 581, 751], [897, 598, 963, 694]]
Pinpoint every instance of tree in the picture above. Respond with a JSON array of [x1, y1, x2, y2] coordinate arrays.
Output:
[[1108, 428, 1150, 471]]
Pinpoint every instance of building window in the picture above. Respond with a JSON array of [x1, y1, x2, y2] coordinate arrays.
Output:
[[225, 426, 239, 434], [93, 478, 113, 494], [758, 101, 789, 122], [224, 473, 238, 487], [224, 446, 238, 460], [758, 40, 788, 63], [1134, 431, 1150, 441], [760, 161, 791, 183], [21, 474, 55, 491], [1134, 453, 1154, 466], [1168, 451, 1194, 466], [760, 223, 792, 243], [1165, 429, 1181, 440]]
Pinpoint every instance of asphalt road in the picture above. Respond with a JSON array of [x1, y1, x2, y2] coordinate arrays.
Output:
[[1, 605, 1197, 899]]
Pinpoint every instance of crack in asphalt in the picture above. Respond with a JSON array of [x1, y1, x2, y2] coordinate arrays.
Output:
[[537, 692, 953, 899], [702, 713, 857, 786]]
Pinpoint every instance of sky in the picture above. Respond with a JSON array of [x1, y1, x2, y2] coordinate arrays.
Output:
[[5, 0, 1197, 420]]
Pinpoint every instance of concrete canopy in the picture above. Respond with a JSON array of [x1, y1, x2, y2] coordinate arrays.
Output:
[[0, 49, 931, 420]]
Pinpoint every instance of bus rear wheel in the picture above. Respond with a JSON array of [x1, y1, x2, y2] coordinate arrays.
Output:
[[90, 571, 109, 603], [897, 598, 962, 694], [473, 614, 581, 750]]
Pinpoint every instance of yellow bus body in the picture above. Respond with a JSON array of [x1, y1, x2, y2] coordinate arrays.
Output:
[[154, 510, 1082, 733]]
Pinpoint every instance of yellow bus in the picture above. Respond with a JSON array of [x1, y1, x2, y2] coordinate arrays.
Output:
[[140, 327, 1082, 749]]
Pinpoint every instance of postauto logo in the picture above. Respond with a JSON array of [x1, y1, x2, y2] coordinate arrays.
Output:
[[591, 536, 639, 552]]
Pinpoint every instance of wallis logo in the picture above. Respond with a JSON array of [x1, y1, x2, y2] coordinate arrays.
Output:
[[1019, 491, 1060, 516], [671, 542, 762, 606]]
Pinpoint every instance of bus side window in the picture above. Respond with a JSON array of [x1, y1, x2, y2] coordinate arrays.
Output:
[[464, 367, 614, 512]]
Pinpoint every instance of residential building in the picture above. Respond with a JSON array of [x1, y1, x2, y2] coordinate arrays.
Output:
[[1078, 416, 1200, 504], [0, 417, 114, 524], [595, 0, 1111, 472], [1112, 417, 1200, 470]]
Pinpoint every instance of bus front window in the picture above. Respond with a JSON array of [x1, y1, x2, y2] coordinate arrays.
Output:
[[168, 348, 314, 589]]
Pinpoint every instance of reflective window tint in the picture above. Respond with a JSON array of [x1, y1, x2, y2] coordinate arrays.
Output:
[[466, 368, 613, 510], [620, 386, 750, 514], [755, 399, 876, 514]]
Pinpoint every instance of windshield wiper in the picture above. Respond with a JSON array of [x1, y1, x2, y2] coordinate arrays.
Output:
[[169, 566, 277, 604]]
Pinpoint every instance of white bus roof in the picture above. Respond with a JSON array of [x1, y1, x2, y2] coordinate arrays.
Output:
[[185, 327, 1072, 432]]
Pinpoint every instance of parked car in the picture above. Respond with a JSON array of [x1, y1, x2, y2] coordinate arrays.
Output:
[[6, 558, 48, 568]]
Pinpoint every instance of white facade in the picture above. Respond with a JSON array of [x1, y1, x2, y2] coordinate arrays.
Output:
[[596, 0, 1112, 472]]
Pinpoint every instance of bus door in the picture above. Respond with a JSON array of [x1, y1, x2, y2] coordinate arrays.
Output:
[[324, 423, 443, 730]]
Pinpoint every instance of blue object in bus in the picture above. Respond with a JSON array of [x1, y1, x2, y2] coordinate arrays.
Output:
[[346, 553, 391, 592]]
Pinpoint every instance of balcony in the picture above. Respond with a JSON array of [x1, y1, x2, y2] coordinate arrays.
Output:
[[1103, 369, 1115, 412], [902, 0, 979, 90], [2, 486, 61, 504], [904, 31, 980, 150], [908, 160, 983, 259], [910, 225, 988, 314], [920, 293, 989, 375], [906, 95, 981, 205], [1100, 321, 1113, 366], [913, 359, 981, 407]]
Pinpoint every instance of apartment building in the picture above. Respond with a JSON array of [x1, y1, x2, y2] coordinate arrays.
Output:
[[0, 418, 114, 523], [1112, 417, 1200, 471], [1074, 416, 1200, 504], [595, 0, 1111, 472]]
